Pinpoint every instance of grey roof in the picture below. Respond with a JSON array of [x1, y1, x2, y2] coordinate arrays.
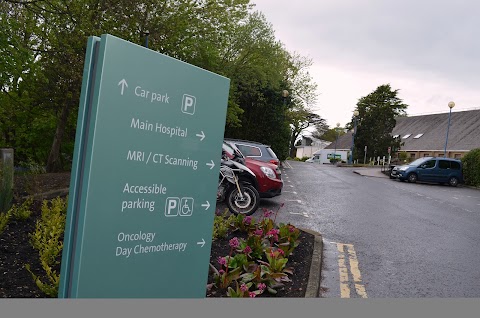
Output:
[[392, 109, 480, 151], [324, 109, 480, 152], [324, 133, 352, 150]]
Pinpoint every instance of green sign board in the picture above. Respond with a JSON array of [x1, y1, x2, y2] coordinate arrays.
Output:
[[327, 153, 341, 159], [59, 34, 229, 298]]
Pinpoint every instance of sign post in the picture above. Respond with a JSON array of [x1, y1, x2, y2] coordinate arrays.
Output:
[[59, 35, 230, 298]]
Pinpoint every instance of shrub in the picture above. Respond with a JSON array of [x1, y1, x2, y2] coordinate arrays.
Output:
[[461, 148, 480, 187], [212, 209, 235, 240], [0, 210, 11, 234], [9, 196, 33, 221], [26, 196, 68, 297]]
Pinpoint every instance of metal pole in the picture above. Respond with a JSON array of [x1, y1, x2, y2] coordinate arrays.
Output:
[[349, 130, 354, 165], [143, 30, 150, 48], [334, 130, 338, 164], [349, 116, 357, 165], [443, 107, 452, 158]]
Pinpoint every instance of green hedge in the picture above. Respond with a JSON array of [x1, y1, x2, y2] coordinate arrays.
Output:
[[461, 148, 480, 187]]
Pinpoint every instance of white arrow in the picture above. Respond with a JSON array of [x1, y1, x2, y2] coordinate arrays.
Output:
[[197, 238, 206, 248], [201, 201, 210, 210], [196, 131, 205, 141], [206, 160, 215, 170], [118, 79, 128, 95]]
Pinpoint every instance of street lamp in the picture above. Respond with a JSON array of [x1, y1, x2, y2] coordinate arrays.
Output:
[[282, 90, 289, 107], [333, 122, 340, 163], [443, 101, 455, 158], [349, 110, 359, 165], [143, 30, 150, 48]]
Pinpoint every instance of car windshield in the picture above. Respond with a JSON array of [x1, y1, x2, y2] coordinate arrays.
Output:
[[223, 142, 244, 158], [409, 158, 429, 166], [266, 147, 278, 159]]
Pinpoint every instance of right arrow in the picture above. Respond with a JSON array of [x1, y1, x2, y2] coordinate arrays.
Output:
[[196, 131, 205, 141], [118, 79, 128, 95], [206, 160, 215, 170], [197, 238, 206, 248], [201, 201, 210, 210]]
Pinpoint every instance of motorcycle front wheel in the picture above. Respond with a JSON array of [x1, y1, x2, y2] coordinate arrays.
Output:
[[226, 183, 260, 216]]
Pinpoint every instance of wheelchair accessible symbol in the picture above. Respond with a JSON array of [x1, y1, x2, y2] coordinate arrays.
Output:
[[165, 197, 194, 217]]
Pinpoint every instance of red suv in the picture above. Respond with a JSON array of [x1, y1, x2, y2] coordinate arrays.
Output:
[[222, 141, 283, 198]]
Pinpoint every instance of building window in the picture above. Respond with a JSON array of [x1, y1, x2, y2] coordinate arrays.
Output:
[[410, 153, 416, 158], [454, 154, 462, 159], [423, 153, 430, 157]]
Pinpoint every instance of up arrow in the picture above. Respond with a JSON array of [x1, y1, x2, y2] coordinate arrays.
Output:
[[118, 79, 128, 95], [197, 238, 206, 248], [206, 160, 215, 170], [196, 131, 206, 141], [201, 201, 210, 210]]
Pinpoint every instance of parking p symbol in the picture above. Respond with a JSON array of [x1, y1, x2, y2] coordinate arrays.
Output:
[[182, 94, 196, 115], [165, 197, 180, 217]]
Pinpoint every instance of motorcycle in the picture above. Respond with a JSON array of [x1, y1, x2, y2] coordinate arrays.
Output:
[[217, 149, 260, 216]]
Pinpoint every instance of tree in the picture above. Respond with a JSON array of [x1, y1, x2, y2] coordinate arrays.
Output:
[[353, 84, 408, 161], [288, 109, 325, 157], [313, 126, 345, 142], [2, 0, 317, 169]]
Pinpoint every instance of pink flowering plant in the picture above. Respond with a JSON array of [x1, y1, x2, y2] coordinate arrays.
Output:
[[258, 247, 293, 281], [208, 203, 302, 297], [233, 214, 257, 232], [276, 223, 301, 257], [226, 281, 254, 297]]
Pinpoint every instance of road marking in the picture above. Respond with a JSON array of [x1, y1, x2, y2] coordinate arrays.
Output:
[[286, 199, 302, 204], [337, 244, 350, 298], [282, 161, 293, 169], [282, 191, 297, 194], [289, 211, 309, 218], [287, 185, 294, 188], [453, 197, 459, 200], [336, 243, 368, 298]]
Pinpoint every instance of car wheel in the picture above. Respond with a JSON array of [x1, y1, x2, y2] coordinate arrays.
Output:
[[448, 176, 459, 187], [407, 173, 417, 183]]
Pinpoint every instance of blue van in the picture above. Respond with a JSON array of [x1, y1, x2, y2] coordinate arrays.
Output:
[[390, 157, 463, 186]]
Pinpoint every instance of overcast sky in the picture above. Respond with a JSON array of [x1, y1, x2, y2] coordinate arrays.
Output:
[[251, 0, 480, 128]]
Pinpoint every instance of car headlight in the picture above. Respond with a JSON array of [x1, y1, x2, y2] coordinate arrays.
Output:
[[260, 166, 276, 179]]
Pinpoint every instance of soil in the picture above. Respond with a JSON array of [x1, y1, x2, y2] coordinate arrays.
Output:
[[1, 173, 315, 298]]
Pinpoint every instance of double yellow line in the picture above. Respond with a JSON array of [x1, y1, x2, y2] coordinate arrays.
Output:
[[337, 243, 368, 298]]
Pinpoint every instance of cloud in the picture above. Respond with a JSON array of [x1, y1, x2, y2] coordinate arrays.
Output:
[[252, 0, 480, 126]]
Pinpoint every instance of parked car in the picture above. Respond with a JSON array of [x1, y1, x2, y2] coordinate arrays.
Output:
[[222, 141, 283, 198], [305, 154, 320, 163], [224, 138, 280, 166], [390, 157, 464, 186]]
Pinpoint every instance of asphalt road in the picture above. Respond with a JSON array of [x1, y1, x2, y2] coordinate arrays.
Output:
[[238, 160, 480, 298]]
